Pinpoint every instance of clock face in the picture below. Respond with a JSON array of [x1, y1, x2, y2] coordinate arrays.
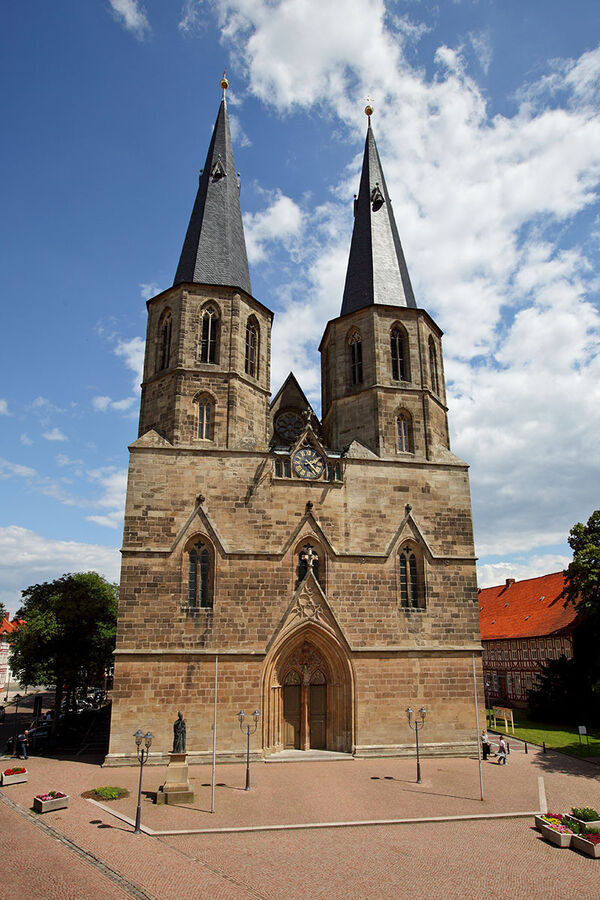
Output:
[[275, 410, 304, 443], [292, 447, 325, 479]]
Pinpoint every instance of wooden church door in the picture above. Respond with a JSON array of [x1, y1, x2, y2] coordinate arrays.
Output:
[[281, 644, 328, 750]]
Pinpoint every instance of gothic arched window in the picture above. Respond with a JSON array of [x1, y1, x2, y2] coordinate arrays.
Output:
[[195, 394, 214, 440], [349, 331, 363, 385], [158, 310, 172, 372], [398, 545, 424, 609], [429, 337, 440, 395], [245, 317, 259, 378], [396, 412, 413, 453], [187, 540, 212, 608], [200, 305, 219, 364], [390, 326, 409, 381]]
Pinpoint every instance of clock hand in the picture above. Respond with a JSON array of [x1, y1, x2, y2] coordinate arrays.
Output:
[[306, 459, 320, 474]]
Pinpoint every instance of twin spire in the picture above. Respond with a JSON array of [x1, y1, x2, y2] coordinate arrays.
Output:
[[173, 76, 252, 295], [174, 85, 416, 315]]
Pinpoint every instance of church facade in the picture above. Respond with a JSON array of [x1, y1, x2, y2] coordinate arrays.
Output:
[[106, 84, 483, 765]]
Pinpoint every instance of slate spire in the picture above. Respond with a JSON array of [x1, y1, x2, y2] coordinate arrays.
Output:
[[340, 110, 416, 316], [174, 77, 252, 295]]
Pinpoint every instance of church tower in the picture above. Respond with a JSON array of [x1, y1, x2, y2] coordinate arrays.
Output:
[[321, 107, 449, 460], [138, 76, 272, 450], [107, 89, 482, 766]]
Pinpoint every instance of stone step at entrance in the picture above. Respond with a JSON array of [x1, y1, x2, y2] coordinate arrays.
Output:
[[265, 749, 354, 763]]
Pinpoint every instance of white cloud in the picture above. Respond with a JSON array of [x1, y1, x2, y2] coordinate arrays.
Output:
[[178, 0, 204, 35], [108, 0, 150, 40], [19, 434, 33, 446], [468, 29, 493, 75], [93, 396, 112, 412], [244, 191, 304, 264], [0, 399, 9, 415], [114, 336, 145, 391], [477, 555, 571, 590], [140, 281, 160, 301], [0, 458, 36, 480], [212, 1, 600, 563], [0, 526, 121, 615], [85, 466, 127, 529], [42, 427, 68, 442]]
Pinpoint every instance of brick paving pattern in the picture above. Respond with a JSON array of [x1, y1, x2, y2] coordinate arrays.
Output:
[[1, 741, 599, 899]]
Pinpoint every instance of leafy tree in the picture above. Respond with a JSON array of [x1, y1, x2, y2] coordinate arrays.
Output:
[[561, 510, 600, 622], [0, 600, 7, 621], [529, 511, 600, 726], [8, 572, 118, 733]]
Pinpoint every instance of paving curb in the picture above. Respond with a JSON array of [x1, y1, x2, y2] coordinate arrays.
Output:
[[0, 790, 158, 900], [87, 797, 543, 836]]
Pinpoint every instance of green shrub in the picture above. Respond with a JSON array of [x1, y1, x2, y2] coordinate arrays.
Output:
[[571, 806, 600, 821], [94, 786, 128, 801]]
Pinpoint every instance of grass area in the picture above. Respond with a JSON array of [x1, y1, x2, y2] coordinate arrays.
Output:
[[487, 710, 600, 759]]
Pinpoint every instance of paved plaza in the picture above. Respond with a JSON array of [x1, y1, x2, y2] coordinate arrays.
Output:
[[1, 740, 599, 899]]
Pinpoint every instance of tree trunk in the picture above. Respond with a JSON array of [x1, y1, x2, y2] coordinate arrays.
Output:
[[51, 682, 63, 737]]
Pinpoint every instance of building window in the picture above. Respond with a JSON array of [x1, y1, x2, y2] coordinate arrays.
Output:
[[399, 545, 422, 608], [396, 413, 412, 452], [158, 311, 172, 371], [245, 318, 259, 378], [274, 457, 292, 478], [327, 461, 342, 481], [187, 541, 212, 608], [200, 306, 219, 363], [196, 395, 213, 440], [349, 331, 363, 385], [428, 337, 439, 395], [390, 326, 408, 381]]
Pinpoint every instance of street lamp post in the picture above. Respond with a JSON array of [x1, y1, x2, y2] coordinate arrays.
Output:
[[237, 709, 260, 791], [406, 706, 427, 784], [12, 693, 22, 757], [133, 729, 153, 834]]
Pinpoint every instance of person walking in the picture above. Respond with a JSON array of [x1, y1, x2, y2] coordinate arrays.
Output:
[[17, 729, 29, 760], [481, 730, 491, 761], [497, 735, 507, 765]]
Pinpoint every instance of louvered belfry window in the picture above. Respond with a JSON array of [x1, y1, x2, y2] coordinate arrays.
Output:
[[201, 307, 218, 363], [349, 331, 363, 385]]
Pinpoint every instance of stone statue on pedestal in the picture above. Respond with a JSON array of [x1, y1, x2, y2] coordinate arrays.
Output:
[[172, 710, 186, 753]]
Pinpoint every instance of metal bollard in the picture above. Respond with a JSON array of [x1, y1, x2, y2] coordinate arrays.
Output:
[[543, 741, 546, 753], [507, 741, 510, 755], [524, 741, 528, 754]]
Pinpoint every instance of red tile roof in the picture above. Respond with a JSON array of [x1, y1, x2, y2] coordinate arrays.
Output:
[[0, 615, 24, 635], [478, 571, 578, 641]]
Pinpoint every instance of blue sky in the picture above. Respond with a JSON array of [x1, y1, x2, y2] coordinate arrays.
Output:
[[1, 0, 600, 613]]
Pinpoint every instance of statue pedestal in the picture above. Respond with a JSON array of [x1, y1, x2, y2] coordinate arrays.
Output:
[[156, 752, 195, 805]]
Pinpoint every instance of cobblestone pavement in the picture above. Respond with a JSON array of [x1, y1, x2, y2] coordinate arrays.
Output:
[[1, 742, 599, 899]]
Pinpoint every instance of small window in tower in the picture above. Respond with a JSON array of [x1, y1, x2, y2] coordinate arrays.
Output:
[[390, 327, 408, 381], [200, 306, 219, 363], [187, 542, 212, 608], [275, 459, 282, 477], [245, 318, 259, 378], [349, 331, 363, 385], [428, 337, 440, 395], [196, 396, 213, 440], [283, 457, 291, 478], [158, 311, 172, 372], [396, 412, 413, 453]]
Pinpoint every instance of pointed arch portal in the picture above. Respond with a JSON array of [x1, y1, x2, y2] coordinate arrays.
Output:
[[262, 625, 354, 754]]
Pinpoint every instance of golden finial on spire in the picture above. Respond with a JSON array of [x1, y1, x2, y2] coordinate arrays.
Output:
[[220, 70, 229, 98], [364, 96, 373, 118]]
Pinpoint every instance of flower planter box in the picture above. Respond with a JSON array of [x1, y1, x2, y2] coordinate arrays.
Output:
[[1, 770, 28, 786], [569, 816, 600, 830], [540, 825, 573, 848], [572, 835, 600, 859], [33, 795, 69, 813]]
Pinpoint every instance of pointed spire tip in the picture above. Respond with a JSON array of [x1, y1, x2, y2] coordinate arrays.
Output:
[[220, 70, 229, 100]]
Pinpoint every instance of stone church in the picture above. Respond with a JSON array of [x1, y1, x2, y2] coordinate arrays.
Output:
[[106, 82, 483, 765]]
